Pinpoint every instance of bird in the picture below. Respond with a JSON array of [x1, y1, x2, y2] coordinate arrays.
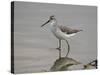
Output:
[[41, 15, 82, 58]]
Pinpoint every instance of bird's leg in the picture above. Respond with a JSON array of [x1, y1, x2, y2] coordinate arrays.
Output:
[[59, 48, 61, 59], [56, 39, 61, 50], [56, 39, 61, 58], [66, 40, 70, 57]]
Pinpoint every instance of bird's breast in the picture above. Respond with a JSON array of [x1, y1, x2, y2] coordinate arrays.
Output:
[[50, 26, 64, 39]]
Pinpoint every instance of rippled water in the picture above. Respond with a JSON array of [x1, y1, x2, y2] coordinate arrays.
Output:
[[13, 2, 97, 74]]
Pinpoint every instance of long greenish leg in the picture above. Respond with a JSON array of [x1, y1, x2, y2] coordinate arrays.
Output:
[[56, 39, 61, 50], [59, 39, 61, 49], [59, 48, 61, 59], [58, 39, 61, 58], [56, 39, 61, 58], [66, 40, 70, 57]]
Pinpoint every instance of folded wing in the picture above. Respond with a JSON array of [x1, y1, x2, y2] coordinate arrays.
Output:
[[58, 25, 82, 34]]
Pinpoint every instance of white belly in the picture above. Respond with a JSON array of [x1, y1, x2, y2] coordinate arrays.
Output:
[[51, 27, 76, 40]]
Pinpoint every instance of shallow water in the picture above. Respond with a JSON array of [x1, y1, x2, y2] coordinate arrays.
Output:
[[13, 2, 97, 73]]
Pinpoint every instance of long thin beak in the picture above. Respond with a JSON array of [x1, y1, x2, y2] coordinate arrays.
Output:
[[41, 19, 50, 27]]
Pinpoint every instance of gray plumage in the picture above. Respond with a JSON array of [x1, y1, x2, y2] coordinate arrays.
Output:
[[58, 25, 83, 34]]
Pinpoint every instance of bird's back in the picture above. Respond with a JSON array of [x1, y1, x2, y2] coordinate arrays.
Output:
[[58, 25, 82, 34]]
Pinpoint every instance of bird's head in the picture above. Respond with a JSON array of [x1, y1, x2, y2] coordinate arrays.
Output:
[[50, 15, 55, 20], [41, 15, 56, 27]]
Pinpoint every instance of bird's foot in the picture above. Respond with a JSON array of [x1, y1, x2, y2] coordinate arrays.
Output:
[[56, 47, 61, 51]]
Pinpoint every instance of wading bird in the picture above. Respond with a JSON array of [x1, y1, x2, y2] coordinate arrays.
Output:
[[41, 15, 82, 58]]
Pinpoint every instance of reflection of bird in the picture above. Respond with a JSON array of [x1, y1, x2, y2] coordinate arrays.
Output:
[[41, 15, 82, 58]]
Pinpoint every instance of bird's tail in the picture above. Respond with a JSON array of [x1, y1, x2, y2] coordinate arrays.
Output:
[[79, 29, 83, 31]]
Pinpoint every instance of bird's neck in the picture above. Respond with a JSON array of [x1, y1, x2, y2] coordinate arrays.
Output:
[[50, 19, 57, 27], [50, 19, 58, 33]]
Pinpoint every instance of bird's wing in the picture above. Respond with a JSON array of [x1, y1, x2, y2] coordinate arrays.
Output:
[[58, 25, 82, 34]]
